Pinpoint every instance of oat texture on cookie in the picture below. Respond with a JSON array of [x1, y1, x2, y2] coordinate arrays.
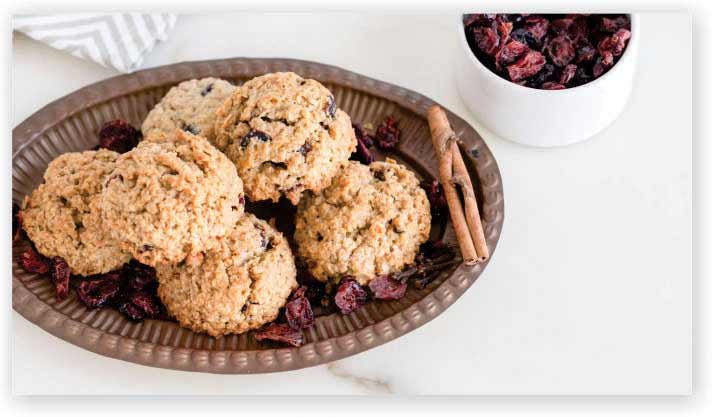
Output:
[[20, 150, 132, 276], [156, 214, 298, 337], [99, 129, 244, 266], [213, 72, 356, 204], [295, 159, 431, 284], [142, 77, 236, 144]]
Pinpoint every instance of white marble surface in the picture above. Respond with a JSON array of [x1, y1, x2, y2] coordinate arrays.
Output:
[[12, 12, 691, 395]]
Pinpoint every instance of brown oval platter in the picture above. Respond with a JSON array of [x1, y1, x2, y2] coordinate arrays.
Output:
[[12, 58, 505, 374]]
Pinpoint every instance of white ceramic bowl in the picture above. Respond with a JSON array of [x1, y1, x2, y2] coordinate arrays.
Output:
[[456, 14, 639, 147]]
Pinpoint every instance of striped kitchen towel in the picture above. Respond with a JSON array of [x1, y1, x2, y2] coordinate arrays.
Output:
[[14, 13, 178, 73]]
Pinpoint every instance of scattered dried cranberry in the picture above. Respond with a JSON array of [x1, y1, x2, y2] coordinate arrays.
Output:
[[373, 116, 401, 150], [285, 286, 315, 330], [351, 134, 373, 165], [334, 278, 367, 315], [76, 273, 121, 308], [119, 300, 145, 321], [254, 323, 304, 347], [50, 257, 70, 300], [420, 180, 448, 224], [507, 51, 546, 82], [464, 14, 632, 89], [98, 120, 141, 154], [353, 123, 374, 148], [418, 239, 456, 261], [129, 291, 161, 318], [122, 260, 157, 292], [20, 247, 50, 274], [368, 275, 408, 301], [12, 203, 22, 241]]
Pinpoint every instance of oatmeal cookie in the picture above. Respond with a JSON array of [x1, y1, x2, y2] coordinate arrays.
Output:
[[99, 129, 244, 266], [295, 159, 431, 284], [142, 77, 236, 143], [20, 150, 132, 276], [213, 72, 356, 204], [156, 214, 298, 337]]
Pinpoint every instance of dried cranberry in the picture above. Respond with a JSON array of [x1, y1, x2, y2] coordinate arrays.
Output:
[[351, 135, 373, 165], [20, 247, 50, 274], [541, 82, 566, 90], [419, 240, 456, 261], [119, 300, 145, 321], [463, 14, 495, 28], [285, 286, 315, 330], [298, 142, 312, 155], [567, 16, 589, 42], [352, 123, 374, 148], [572, 66, 593, 86], [374, 116, 400, 150], [524, 16, 549, 41], [334, 278, 367, 315], [471, 26, 499, 56], [496, 19, 513, 44], [559, 64, 577, 85], [600, 16, 630, 33], [546, 35, 576, 67], [50, 257, 70, 300], [12, 203, 21, 241], [240, 130, 271, 147], [527, 63, 556, 88], [597, 28, 631, 62], [129, 291, 161, 318], [76, 273, 121, 308], [550, 18, 573, 36], [495, 39, 529, 70], [576, 41, 597, 63], [200, 83, 214, 96], [368, 275, 408, 301], [507, 51, 546, 82], [254, 323, 304, 347], [592, 57, 606, 78], [326, 95, 337, 118], [182, 124, 200, 135], [98, 120, 141, 154], [510, 28, 540, 50], [122, 260, 156, 292], [420, 180, 448, 223]]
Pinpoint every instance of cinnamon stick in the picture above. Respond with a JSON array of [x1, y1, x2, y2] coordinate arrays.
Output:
[[426, 105, 489, 264], [427, 106, 477, 265]]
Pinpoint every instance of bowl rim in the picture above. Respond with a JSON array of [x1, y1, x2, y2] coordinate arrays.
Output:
[[456, 13, 640, 94]]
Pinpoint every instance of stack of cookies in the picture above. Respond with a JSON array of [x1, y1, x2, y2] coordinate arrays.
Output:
[[20, 72, 432, 337]]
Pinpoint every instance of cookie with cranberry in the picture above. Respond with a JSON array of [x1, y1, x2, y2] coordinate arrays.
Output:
[[295, 159, 431, 284], [99, 129, 244, 266], [213, 72, 356, 204], [156, 214, 297, 337], [142, 77, 236, 144], [20, 149, 132, 276]]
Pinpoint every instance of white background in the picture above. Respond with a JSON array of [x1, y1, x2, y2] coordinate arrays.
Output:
[[10, 11, 692, 397]]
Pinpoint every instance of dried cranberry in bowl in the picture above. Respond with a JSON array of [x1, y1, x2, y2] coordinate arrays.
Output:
[[463, 14, 632, 90]]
